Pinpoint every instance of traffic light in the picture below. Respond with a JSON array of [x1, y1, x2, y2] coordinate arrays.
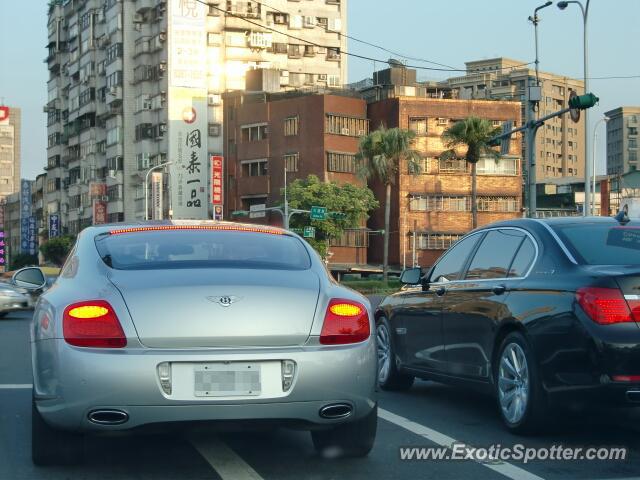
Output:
[[328, 212, 347, 220], [568, 93, 599, 110]]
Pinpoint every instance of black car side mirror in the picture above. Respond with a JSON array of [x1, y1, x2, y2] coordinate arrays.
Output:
[[399, 267, 422, 285]]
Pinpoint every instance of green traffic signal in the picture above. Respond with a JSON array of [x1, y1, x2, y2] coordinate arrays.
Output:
[[568, 93, 599, 110]]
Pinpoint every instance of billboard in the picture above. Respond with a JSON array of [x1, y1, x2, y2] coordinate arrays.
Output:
[[93, 201, 107, 225], [49, 214, 60, 238], [168, 0, 208, 220], [211, 155, 223, 208], [151, 171, 163, 220], [20, 179, 32, 254]]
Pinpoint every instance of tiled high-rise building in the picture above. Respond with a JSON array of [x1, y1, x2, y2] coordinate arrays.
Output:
[[444, 58, 585, 182], [606, 106, 640, 175], [45, 0, 347, 234], [0, 105, 21, 200]]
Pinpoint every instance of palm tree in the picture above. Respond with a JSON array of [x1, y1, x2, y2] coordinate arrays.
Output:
[[441, 117, 502, 229], [357, 126, 422, 281]]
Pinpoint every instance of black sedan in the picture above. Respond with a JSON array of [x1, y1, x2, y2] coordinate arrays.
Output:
[[375, 217, 640, 433]]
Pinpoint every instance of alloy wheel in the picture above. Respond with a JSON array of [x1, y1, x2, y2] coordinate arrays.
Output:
[[376, 323, 391, 384], [498, 342, 530, 424]]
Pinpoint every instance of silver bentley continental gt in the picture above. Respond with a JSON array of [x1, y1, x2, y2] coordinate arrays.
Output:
[[30, 221, 378, 465]]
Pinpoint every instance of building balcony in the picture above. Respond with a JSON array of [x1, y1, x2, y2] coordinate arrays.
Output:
[[236, 175, 270, 198], [237, 140, 269, 160]]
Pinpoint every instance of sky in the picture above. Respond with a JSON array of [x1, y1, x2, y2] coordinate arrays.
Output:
[[0, 0, 638, 180]]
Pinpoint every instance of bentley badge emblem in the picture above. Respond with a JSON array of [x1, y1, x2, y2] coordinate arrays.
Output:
[[207, 295, 242, 307]]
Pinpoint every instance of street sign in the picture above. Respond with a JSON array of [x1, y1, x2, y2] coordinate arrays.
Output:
[[303, 226, 316, 238], [310, 206, 326, 220], [290, 228, 304, 235], [569, 91, 581, 124], [500, 120, 514, 155], [249, 203, 266, 219]]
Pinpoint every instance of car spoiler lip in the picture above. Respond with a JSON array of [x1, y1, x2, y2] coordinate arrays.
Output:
[[105, 225, 286, 236]]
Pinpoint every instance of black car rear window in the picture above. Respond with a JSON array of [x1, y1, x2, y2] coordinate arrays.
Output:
[[551, 223, 640, 265], [95, 228, 312, 271]]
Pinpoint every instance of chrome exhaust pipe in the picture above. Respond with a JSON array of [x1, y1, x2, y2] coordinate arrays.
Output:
[[626, 390, 640, 403], [88, 409, 129, 425], [319, 403, 352, 419]]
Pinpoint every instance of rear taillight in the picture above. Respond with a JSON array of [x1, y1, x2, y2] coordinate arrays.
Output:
[[63, 300, 126, 348], [611, 375, 640, 382], [576, 287, 635, 325], [320, 299, 370, 345]]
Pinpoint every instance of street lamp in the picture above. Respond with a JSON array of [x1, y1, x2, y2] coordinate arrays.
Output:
[[591, 115, 609, 215], [144, 161, 172, 220], [558, 0, 591, 216]]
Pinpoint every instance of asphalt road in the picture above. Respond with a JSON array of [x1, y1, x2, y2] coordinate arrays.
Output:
[[2, 309, 639, 480]]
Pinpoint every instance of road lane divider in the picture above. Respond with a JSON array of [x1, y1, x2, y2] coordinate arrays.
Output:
[[0, 384, 32, 389], [190, 435, 264, 480], [379, 408, 545, 480]]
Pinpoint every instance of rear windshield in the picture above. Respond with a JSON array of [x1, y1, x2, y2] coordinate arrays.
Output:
[[94, 229, 312, 271], [551, 223, 640, 265]]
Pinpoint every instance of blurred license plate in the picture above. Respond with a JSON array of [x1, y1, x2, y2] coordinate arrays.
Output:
[[194, 363, 261, 397]]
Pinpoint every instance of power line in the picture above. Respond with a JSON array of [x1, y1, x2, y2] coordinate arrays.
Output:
[[588, 74, 640, 80], [197, 1, 534, 73], [244, 0, 459, 69]]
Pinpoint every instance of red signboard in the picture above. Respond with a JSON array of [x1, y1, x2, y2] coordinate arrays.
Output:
[[211, 155, 223, 206], [93, 201, 108, 225], [0, 106, 8, 123], [89, 182, 107, 197]]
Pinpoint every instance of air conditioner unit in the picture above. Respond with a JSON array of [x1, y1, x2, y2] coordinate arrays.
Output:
[[109, 86, 118, 95], [358, 129, 366, 136], [108, 169, 116, 178], [207, 94, 221, 106], [158, 62, 167, 72], [158, 31, 166, 41], [133, 13, 144, 23], [341, 127, 350, 135], [76, 207, 83, 215], [318, 74, 327, 81], [100, 195, 109, 202]]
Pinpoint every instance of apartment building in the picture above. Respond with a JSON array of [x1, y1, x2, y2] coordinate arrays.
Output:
[[222, 86, 370, 269], [0, 106, 21, 201], [367, 93, 522, 268], [444, 58, 585, 182], [606, 106, 640, 175], [45, 0, 347, 234]]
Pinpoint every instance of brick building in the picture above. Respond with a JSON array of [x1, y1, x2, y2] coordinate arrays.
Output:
[[222, 87, 371, 269], [367, 96, 523, 269]]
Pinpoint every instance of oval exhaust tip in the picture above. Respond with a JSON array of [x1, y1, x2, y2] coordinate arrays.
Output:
[[319, 403, 352, 419], [88, 409, 129, 425]]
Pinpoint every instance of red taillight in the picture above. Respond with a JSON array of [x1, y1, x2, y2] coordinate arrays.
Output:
[[319, 299, 370, 345], [611, 375, 640, 382], [576, 287, 635, 325], [63, 300, 126, 348]]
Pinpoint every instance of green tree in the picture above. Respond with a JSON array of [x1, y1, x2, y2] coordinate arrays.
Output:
[[10, 254, 39, 271], [356, 126, 422, 281], [39, 235, 75, 267], [441, 116, 502, 229], [286, 175, 379, 259]]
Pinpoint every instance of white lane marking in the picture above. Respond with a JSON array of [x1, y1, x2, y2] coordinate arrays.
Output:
[[0, 384, 32, 389], [379, 408, 545, 480], [190, 435, 264, 480]]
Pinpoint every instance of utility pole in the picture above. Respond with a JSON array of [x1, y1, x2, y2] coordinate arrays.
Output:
[[283, 163, 289, 230]]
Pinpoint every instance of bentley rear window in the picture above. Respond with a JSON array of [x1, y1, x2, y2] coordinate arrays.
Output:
[[95, 229, 311, 271], [551, 223, 640, 265]]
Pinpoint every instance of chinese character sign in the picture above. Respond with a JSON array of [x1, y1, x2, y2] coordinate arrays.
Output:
[[49, 214, 60, 238], [28, 216, 37, 256], [151, 171, 163, 220], [0, 231, 5, 268], [211, 155, 223, 208], [93, 201, 107, 225], [20, 179, 32, 254], [169, 0, 207, 90]]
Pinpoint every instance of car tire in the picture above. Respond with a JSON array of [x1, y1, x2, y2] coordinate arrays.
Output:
[[376, 317, 414, 391], [494, 332, 548, 435], [32, 397, 84, 466], [0, 312, 8, 318], [311, 404, 377, 458]]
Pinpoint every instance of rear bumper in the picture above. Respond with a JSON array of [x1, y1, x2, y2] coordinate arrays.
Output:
[[547, 382, 640, 408], [32, 338, 377, 432]]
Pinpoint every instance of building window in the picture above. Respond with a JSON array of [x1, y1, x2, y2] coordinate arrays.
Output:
[[436, 118, 449, 126], [476, 196, 520, 212], [409, 117, 427, 135], [107, 184, 123, 201], [416, 233, 462, 250], [329, 229, 369, 248], [208, 3, 220, 15], [208, 123, 221, 137], [476, 157, 519, 176], [409, 195, 469, 212], [241, 124, 268, 142], [242, 159, 268, 177], [438, 158, 468, 173], [284, 116, 299, 136], [327, 151, 357, 173], [284, 153, 299, 172], [325, 115, 368, 137]]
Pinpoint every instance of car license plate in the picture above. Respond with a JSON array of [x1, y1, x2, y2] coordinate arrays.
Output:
[[194, 363, 261, 397]]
